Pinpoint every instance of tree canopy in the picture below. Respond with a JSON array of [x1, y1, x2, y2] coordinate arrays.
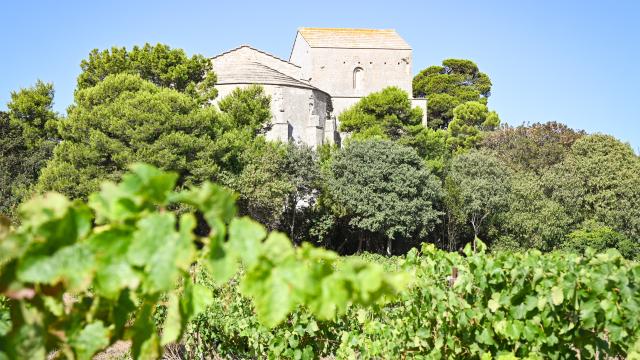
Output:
[[413, 59, 492, 129], [0, 81, 59, 219], [324, 139, 442, 255], [543, 134, 640, 241], [37, 74, 222, 199], [481, 122, 585, 174], [446, 101, 500, 152], [445, 150, 511, 251], [491, 172, 570, 252], [338, 87, 423, 140], [37, 74, 273, 201], [76, 43, 217, 104], [2, 44, 638, 260]]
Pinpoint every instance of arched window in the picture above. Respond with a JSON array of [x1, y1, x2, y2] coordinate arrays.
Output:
[[353, 67, 364, 90]]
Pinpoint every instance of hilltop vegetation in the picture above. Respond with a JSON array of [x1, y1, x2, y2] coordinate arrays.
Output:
[[1, 43, 639, 359]]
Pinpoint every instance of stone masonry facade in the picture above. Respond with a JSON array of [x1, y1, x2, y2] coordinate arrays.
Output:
[[211, 28, 427, 147]]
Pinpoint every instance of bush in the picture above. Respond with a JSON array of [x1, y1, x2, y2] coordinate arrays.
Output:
[[563, 220, 638, 260], [184, 242, 640, 359], [324, 139, 442, 255]]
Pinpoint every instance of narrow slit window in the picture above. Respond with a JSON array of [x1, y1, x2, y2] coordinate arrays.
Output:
[[353, 67, 364, 90]]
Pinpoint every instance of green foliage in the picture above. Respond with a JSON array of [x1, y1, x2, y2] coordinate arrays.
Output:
[[37, 73, 221, 199], [278, 143, 322, 242], [397, 126, 450, 175], [0, 82, 59, 219], [221, 141, 321, 239], [563, 220, 638, 260], [36, 76, 272, 202], [183, 244, 640, 359], [217, 85, 272, 135], [6, 80, 58, 147], [491, 173, 570, 252], [0, 164, 404, 359], [481, 122, 585, 174], [209, 85, 274, 177], [0, 112, 27, 218], [413, 59, 492, 129], [225, 141, 293, 230], [338, 86, 423, 140], [338, 243, 640, 358], [445, 150, 510, 250], [544, 134, 640, 240], [325, 139, 442, 254], [447, 101, 500, 152], [76, 43, 217, 103]]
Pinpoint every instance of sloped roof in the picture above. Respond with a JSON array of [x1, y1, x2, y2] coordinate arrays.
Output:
[[298, 28, 411, 49], [211, 45, 300, 68], [214, 60, 316, 89]]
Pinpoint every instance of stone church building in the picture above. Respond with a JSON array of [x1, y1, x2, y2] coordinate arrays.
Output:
[[211, 28, 426, 147]]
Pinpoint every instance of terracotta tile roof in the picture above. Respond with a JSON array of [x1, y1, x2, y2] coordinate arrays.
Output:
[[214, 61, 316, 89], [298, 28, 411, 50]]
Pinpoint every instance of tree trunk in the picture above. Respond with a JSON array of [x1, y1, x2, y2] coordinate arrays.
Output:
[[472, 228, 479, 253], [386, 237, 393, 256], [447, 211, 457, 252], [289, 194, 297, 241], [470, 216, 479, 253], [357, 234, 364, 253]]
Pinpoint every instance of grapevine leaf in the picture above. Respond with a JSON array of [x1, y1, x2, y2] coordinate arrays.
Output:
[[579, 299, 599, 328], [128, 213, 195, 293], [206, 231, 238, 285], [628, 336, 640, 360], [172, 182, 236, 225], [88, 229, 139, 299], [4, 322, 46, 359], [488, 298, 500, 313], [228, 217, 266, 267], [551, 286, 564, 306], [19, 194, 92, 253], [17, 243, 95, 291], [18, 192, 70, 230], [160, 292, 182, 346], [123, 163, 178, 205], [241, 234, 304, 329], [69, 321, 112, 360], [476, 328, 496, 345], [128, 213, 176, 267], [161, 282, 213, 345], [4, 304, 46, 359], [96, 261, 140, 299], [130, 304, 161, 360], [89, 182, 140, 223]]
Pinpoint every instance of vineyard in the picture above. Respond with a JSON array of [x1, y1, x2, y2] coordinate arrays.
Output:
[[0, 165, 639, 359], [185, 245, 640, 359]]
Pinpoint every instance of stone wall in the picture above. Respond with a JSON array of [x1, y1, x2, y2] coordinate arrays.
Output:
[[215, 83, 334, 148], [291, 47, 413, 98], [289, 33, 312, 82]]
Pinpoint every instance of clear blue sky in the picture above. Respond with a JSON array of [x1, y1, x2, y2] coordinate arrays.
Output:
[[2, 0, 639, 150]]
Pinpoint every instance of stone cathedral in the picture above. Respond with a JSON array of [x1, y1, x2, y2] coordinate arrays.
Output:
[[211, 28, 426, 147]]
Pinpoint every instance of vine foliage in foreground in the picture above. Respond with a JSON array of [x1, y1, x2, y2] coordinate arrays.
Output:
[[0, 164, 405, 359]]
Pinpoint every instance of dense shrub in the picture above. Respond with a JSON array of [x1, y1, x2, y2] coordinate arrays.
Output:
[[185, 243, 640, 359], [324, 139, 442, 255]]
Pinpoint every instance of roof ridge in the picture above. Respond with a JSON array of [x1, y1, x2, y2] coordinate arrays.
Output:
[[211, 44, 300, 68], [296, 28, 411, 50], [299, 27, 397, 31]]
